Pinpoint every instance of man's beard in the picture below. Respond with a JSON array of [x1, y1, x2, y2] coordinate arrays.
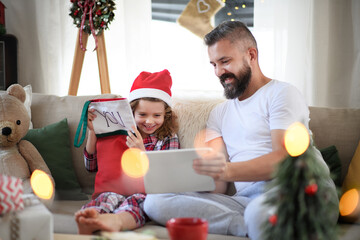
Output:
[[220, 65, 252, 99]]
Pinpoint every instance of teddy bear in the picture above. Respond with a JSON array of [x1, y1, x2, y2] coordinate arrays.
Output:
[[0, 84, 54, 194]]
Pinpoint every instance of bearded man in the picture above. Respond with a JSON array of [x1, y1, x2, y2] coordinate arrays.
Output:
[[144, 21, 338, 240]]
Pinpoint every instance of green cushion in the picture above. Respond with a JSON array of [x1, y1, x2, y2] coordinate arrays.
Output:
[[23, 118, 88, 200], [320, 145, 342, 188]]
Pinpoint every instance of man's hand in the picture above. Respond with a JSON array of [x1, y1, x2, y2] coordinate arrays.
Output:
[[193, 149, 227, 180], [126, 126, 146, 151]]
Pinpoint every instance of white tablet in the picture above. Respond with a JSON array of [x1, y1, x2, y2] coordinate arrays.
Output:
[[141, 148, 216, 194]]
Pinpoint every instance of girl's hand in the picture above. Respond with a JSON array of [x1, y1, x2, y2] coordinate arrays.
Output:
[[193, 149, 227, 180], [87, 108, 97, 131], [126, 126, 146, 151]]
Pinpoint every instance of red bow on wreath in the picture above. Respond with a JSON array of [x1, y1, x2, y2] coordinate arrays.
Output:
[[78, 0, 98, 51]]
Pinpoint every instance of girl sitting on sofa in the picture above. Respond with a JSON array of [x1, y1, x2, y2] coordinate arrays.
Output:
[[75, 69, 180, 234]]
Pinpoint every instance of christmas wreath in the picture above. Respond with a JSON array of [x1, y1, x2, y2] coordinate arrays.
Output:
[[69, 0, 115, 36]]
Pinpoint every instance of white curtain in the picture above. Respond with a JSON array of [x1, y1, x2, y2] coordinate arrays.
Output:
[[254, 0, 360, 108], [3, 0, 152, 97], [3, 0, 360, 107]]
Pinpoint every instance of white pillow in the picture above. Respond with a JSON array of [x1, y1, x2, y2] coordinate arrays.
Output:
[[23, 85, 33, 129]]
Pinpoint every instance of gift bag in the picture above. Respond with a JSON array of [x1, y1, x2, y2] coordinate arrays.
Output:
[[0, 175, 24, 215], [74, 98, 145, 199]]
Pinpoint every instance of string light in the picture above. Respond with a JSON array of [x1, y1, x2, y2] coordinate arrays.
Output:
[[121, 148, 149, 178], [339, 188, 359, 217], [284, 122, 310, 157], [30, 170, 54, 200], [215, 0, 254, 27]]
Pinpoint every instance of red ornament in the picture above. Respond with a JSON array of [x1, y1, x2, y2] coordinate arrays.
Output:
[[100, 21, 105, 27], [96, 9, 102, 16], [268, 214, 277, 226], [305, 183, 318, 196], [74, 10, 79, 16]]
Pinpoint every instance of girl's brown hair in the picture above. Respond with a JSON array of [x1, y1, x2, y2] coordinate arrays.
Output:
[[130, 97, 179, 140]]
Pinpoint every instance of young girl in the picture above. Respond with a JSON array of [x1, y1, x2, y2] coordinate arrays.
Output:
[[75, 69, 180, 234]]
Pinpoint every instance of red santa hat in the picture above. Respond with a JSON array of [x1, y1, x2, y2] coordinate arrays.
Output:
[[128, 69, 172, 106]]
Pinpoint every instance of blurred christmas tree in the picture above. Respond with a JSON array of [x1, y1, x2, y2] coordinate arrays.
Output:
[[262, 122, 339, 240]]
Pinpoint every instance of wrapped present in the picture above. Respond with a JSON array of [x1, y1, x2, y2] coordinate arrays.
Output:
[[0, 175, 24, 215], [0, 194, 53, 240]]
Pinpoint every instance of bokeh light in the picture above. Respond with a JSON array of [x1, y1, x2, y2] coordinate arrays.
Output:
[[30, 170, 54, 200], [284, 122, 310, 157], [340, 188, 360, 217], [121, 148, 149, 178]]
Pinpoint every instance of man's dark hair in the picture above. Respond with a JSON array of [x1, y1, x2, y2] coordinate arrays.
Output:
[[204, 21, 257, 50]]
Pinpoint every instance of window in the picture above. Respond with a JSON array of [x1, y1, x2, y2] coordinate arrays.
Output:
[[149, 0, 265, 98]]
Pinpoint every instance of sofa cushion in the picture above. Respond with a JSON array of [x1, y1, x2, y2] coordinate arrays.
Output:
[[342, 141, 360, 192], [172, 96, 225, 148], [340, 141, 360, 223], [23, 85, 33, 129], [23, 118, 88, 200], [309, 107, 360, 183]]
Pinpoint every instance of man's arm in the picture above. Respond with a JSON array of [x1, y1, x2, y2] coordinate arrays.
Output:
[[193, 129, 288, 182], [223, 129, 288, 181]]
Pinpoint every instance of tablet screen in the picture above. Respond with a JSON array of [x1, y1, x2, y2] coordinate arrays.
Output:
[[142, 148, 215, 194]]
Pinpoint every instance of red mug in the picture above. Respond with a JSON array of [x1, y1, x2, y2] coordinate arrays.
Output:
[[166, 217, 208, 240]]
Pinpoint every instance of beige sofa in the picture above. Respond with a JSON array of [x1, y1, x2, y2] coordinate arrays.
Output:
[[29, 92, 360, 240]]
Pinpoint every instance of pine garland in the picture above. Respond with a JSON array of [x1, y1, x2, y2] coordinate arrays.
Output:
[[69, 0, 115, 36], [262, 145, 339, 240]]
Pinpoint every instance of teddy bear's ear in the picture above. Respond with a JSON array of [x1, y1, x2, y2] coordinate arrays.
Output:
[[7, 84, 26, 103]]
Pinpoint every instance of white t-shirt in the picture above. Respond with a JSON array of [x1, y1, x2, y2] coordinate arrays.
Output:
[[206, 80, 310, 197]]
